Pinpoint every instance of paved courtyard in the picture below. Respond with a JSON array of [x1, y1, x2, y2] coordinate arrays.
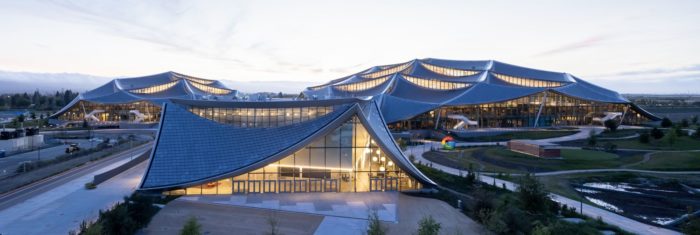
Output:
[[145, 193, 487, 235]]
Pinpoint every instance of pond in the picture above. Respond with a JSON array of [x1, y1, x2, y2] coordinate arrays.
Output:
[[574, 180, 700, 227]]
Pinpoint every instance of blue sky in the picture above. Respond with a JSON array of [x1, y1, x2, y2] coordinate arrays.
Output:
[[0, 0, 699, 93]]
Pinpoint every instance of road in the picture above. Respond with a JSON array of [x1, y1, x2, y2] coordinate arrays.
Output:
[[0, 139, 92, 179], [0, 143, 151, 212]]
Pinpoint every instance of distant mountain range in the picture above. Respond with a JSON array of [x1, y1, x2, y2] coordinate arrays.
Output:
[[0, 70, 315, 94]]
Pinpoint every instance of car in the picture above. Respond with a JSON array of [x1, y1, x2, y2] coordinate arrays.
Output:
[[65, 143, 80, 153]]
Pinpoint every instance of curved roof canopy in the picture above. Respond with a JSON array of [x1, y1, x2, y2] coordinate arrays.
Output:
[[51, 71, 237, 118], [139, 98, 435, 190], [303, 58, 659, 122]]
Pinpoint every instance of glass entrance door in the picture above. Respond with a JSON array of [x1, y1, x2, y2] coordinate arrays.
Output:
[[309, 179, 323, 192], [324, 179, 338, 192], [385, 177, 399, 191], [278, 180, 293, 193], [370, 178, 385, 192], [248, 181, 261, 193], [294, 180, 307, 192], [232, 180, 246, 194], [263, 180, 277, 193]]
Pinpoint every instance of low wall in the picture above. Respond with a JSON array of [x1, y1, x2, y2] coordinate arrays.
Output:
[[93, 149, 151, 185]]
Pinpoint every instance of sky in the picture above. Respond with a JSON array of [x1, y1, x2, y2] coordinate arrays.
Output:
[[0, 0, 699, 94]]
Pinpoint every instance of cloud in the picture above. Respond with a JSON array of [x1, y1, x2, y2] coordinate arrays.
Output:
[[536, 35, 611, 56]]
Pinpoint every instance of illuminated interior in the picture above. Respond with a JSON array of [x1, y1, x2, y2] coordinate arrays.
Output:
[[189, 82, 234, 95], [361, 63, 411, 79], [165, 116, 421, 195], [389, 91, 651, 130], [493, 73, 565, 88], [129, 80, 180, 94], [334, 76, 390, 92], [188, 106, 335, 128], [175, 74, 215, 85], [403, 75, 471, 90], [420, 62, 480, 77], [56, 100, 161, 123]]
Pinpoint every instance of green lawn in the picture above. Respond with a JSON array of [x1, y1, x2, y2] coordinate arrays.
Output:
[[601, 136, 700, 150], [452, 130, 578, 142], [633, 151, 700, 171], [423, 147, 644, 174], [598, 129, 643, 138]]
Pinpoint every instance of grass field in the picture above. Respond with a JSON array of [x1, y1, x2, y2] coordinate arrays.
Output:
[[634, 151, 700, 171], [598, 129, 643, 138], [601, 136, 700, 150], [423, 147, 644, 174]]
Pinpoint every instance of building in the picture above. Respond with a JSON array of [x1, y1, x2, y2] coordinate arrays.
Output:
[[302, 58, 660, 130], [138, 98, 435, 195], [507, 140, 561, 158], [49, 71, 237, 127]]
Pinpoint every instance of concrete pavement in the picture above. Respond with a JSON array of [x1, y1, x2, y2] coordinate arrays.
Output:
[[0, 144, 151, 235]]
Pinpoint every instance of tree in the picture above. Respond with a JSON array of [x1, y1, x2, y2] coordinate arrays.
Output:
[[661, 117, 673, 128], [417, 215, 441, 235], [17, 114, 25, 123], [517, 174, 550, 214], [681, 118, 690, 128], [639, 132, 650, 143], [367, 210, 387, 235], [586, 130, 597, 147], [650, 127, 664, 139], [663, 128, 678, 146], [694, 127, 700, 139], [683, 214, 700, 235], [604, 119, 619, 132], [180, 217, 202, 235], [692, 115, 699, 125]]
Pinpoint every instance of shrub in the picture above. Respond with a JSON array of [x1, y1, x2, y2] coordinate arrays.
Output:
[[84, 182, 96, 190], [417, 215, 441, 235], [603, 142, 617, 152], [681, 118, 690, 128], [638, 132, 650, 143], [650, 127, 664, 139], [586, 131, 597, 147], [517, 174, 551, 214], [694, 127, 700, 139], [683, 214, 700, 235], [604, 119, 619, 132], [180, 217, 202, 235], [661, 117, 673, 128], [367, 210, 387, 235], [663, 129, 678, 146], [692, 115, 698, 125]]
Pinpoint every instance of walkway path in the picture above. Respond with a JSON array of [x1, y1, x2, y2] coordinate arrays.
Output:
[[406, 125, 684, 235]]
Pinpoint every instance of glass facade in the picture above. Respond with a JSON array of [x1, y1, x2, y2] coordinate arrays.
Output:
[[389, 91, 652, 130], [188, 106, 335, 128], [129, 80, 180, 94], [165, 116, 421, 195], [57, 100, 161, 123], [493, 73, 565, 88], [361, 63, 411, 79], [403, 75, 471, 90], [420, 62, 480, 77], [334, 76, 390, 92], [189, 82, 234, 95]]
